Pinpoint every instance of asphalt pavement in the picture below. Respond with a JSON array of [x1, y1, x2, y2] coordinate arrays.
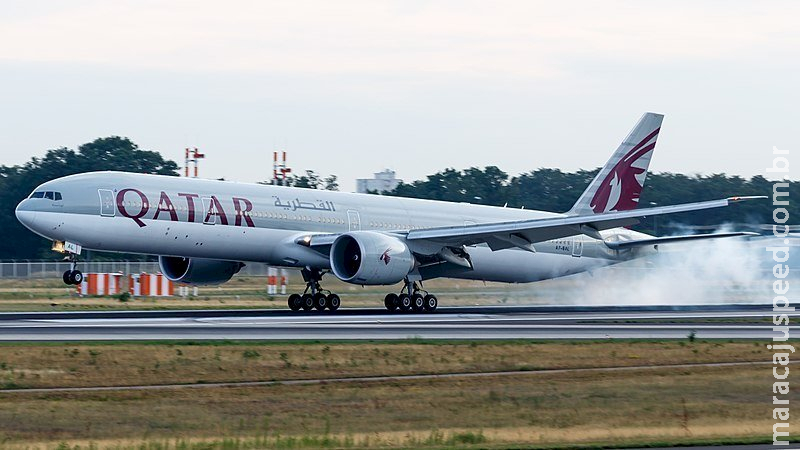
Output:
[[0, 304, 790, 340]]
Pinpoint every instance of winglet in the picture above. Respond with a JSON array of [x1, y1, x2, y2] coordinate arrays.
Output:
[[727, 195, 768, 203]]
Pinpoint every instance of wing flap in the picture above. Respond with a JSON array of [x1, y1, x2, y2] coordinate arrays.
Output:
[[604, 231, 759, 249]]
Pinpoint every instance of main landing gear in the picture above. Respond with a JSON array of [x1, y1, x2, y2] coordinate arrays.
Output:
[[62, 253, 83, 285], [285, 271, 438, 314], [287, 268, 341, 312], [383, 280, 438, 313]]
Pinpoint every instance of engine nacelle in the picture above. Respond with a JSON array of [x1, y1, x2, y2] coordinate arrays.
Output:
[[330, 231, 415, 285], [159, 256, 244, 285]]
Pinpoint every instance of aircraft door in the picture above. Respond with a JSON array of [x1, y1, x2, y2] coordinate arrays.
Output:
[[98, 189, 115, 217], [347, 210, 361, 231], [201, 197, 216, 224], [572, 236, 583, 257]]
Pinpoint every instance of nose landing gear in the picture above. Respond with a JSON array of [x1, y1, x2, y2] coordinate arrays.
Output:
[[62, 253, 83, 285]]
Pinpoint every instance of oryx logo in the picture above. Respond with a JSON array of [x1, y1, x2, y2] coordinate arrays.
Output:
[[379, 249, 391, 265], [590, 127, 659, 213]]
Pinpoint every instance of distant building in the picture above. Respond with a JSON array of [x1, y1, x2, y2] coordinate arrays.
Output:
[[356, 169, 402, 194]]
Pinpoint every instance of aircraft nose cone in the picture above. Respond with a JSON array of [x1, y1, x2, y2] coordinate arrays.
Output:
[[15, 201, 38, 230]]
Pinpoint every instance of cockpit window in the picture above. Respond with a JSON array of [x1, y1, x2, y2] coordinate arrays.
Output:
[[29, 191, 62, 200]]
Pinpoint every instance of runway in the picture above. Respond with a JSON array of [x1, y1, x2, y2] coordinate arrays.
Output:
[[0, 304, 790, 340]]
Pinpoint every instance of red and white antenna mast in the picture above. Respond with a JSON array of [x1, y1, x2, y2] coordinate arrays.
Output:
[[184, 148, 190, 177], [273, 150, 291, 185], [184, 148, 206, 178]]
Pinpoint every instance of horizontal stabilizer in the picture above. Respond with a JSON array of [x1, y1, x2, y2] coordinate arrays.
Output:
[[604, 231, 759, 249]]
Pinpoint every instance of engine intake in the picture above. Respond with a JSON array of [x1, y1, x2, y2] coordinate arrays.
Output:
[[159, 256, 243, 285], [330, 231, 415, 285]]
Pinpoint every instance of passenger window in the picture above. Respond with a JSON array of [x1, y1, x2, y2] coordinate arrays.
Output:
[[44, 192, 54, 200], [54, 192, 62, 201], [30, 192, 45, 199]]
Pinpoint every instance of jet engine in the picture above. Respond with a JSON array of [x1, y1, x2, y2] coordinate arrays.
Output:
[[159, 256, 244, 285], [330, 231, 415, 285]]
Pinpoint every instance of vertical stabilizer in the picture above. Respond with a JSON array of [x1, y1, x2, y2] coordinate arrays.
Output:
[[568, 112, 663, 215]]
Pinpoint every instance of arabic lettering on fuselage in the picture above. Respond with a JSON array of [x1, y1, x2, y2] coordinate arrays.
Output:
[[272, 196, 336, 212], [115, 188, 336, 228]]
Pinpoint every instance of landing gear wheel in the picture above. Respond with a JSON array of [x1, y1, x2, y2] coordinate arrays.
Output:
[[69, 270, 83, 285], [288, 294, 302, 311], [423, 294, 438, 312], [63, 270, 73, 285], [313, 293, 327, 311], [301, 294, 314, 311], [411, 294, 425, 312], [398, 294, 412, 312], [326, 294, 341, 311], [384, 293, 398, 312]]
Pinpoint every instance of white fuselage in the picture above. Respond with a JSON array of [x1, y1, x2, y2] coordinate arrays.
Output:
[[15, 171, 651, 284]]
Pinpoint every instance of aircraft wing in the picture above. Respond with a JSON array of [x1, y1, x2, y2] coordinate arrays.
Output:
[[403, 196, 765, 251], [303, 195, 764, 254], [603, 231, 759, 249]]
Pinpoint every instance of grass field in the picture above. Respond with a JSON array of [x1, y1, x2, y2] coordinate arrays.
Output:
[[0, 340, 773, 389], [0, 340, 791, 449], [0, 273, 780, 449]]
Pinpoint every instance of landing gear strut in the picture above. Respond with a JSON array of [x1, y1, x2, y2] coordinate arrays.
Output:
[[62, 253, 83, 285], [287, 268, 341, 312], [384, 279, 437, 313]]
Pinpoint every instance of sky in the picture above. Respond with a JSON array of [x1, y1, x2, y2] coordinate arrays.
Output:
[[0, 1, 797, 191]]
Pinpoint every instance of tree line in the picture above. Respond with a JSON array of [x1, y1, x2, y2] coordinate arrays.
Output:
[[0, 137, 342, 260], [1, 136, 792, 260], [1, 137, 179, 260]]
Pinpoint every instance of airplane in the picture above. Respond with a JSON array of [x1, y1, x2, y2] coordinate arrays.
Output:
[[15, 113, 762, 313]]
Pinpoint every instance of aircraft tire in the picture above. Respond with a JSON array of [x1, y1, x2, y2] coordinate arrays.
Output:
[[69, 270, 83, 285], [301, 294, 314, 311], [411, 294, 425, 312], [384, 293, 398, 311], [313, 293, 327, 311], [327, 294, 340, 311], [423, 294, 438, 312], [288, 294, 302, 311], [398, 294, 412, 312]]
